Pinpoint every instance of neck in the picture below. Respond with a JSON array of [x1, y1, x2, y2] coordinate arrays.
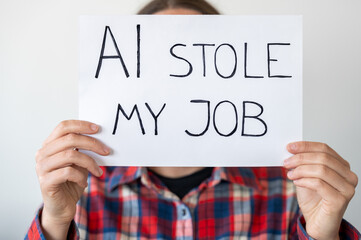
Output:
[[148, 167, 205, 178]]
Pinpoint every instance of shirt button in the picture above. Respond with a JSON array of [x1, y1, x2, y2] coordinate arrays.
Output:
[[182, 208, 187, 216]]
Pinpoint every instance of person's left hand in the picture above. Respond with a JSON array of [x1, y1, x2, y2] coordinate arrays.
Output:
[[284, 141, 358, 240]]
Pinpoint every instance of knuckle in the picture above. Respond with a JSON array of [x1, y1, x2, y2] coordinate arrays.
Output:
[[63, 167, 73, 178], [38, 175, 46, 186], [336, 194, 348, 207], [295, 154, 304, 163], [321, 143, 330, 152], [64, 149, 77, 159], [35, 164, 40, 175], [90, 137, 98, 147], [86, 136, 100, 151], [65, 133, 77, 144], [58, 120, 70, 132], [313, 179, 324, 188], [330, 196, 345, 212], [80, 173, 88, 182], [355, 174, 359, 187], [352, 173, 359, 187], [319, 152, 329, 164], [35, 163, 43, 175], [347, 188, 356, 200], [78, 174, 87, 185], [80, 180, 87, 188], [35, 149, 42, 162], [317, 165, 328, 176]]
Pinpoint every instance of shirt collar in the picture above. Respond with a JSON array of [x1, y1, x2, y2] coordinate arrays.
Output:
[[106, 167, 143, 192], [220, 167, 261, 190], [107, 166, 261, 192]]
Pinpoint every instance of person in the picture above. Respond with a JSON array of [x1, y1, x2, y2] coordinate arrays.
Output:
[[26, 0, 360, 239]]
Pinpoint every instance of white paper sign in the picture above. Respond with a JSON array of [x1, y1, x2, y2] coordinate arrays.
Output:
[[79, 15, 302, 166]]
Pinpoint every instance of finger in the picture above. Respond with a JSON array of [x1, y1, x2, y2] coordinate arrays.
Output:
[[287, 141, 349, 168], [38, 133, 110, 160], [288, 165, 356, 199], [284, 152, 358, 187], [40, 166, 89, 190], [36, 149, 103, 177], [293, 178, 350, 211], [44, 120, 99, 146]]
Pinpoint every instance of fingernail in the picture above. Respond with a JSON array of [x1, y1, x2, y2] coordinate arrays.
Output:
[[98, 167, 103, 176], [287, 170, 293, 178], [283, 158, 290, 166], [103, 146, 110, 154], [289, 143, 297, 151], [91, 124, 98, 131]]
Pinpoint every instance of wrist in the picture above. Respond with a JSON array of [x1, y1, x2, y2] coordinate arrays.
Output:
[[305, 225, 340, 240], [41, 208, 72, 240]]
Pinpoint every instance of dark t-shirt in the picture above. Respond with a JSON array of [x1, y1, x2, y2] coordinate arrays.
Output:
[[150, 167, 213, 199]]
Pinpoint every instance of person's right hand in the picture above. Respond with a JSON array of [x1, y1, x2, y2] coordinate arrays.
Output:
[[35, 120, 110, 239]]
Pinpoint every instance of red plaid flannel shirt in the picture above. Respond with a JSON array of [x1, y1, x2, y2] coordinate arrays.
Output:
[[26, 167, 360, 239]]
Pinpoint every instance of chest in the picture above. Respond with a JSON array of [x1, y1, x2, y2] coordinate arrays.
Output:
[[83, 182, 292, 239]]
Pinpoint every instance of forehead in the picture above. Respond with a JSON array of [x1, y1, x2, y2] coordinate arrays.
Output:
[[154, 8, 201, 15]]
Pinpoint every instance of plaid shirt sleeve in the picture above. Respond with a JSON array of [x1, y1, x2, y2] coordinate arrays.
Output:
[[296, 215, 361, 240], [25, 208, 79, 240]]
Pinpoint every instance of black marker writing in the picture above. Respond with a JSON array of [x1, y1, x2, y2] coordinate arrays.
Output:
[[242, 101, 268, 137], [145, 103, 166, 135], [267, 43, 292, 78], [95, 26, 130, 79], [170, 44, 193, 78], [186, 100, 267, 137], [137, 24, 141, 78], [112, 104, 145, 135], [214, 44, 237, 79], [185, 100, 211, 137], [244, 42, 264, 78], [213, 100, 238, 137], [193, 44, 215, 77]]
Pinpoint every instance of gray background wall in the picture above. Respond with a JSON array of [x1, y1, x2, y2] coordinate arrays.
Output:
[[0, 0, 360, 238]]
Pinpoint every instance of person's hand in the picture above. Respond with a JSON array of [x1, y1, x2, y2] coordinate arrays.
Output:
[[35, 120, 110, 240], [284, 141, 358, 240]]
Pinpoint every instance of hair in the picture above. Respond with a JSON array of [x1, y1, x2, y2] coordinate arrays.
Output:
[[137, 0, 220, 15]]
